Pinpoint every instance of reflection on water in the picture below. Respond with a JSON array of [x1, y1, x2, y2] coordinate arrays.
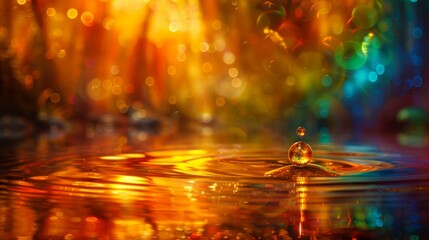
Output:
[[0, 140, 428, 239]]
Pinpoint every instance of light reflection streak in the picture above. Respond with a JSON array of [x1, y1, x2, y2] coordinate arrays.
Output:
[[146, 149, 208, 157], [296, 176, 307, 238]]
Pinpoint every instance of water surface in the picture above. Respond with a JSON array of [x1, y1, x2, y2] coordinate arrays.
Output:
[[0, 138, 428, 239]]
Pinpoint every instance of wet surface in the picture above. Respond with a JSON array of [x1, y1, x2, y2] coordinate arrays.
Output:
[[0, 137, 428, 239]]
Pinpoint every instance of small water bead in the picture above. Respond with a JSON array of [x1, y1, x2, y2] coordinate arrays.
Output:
[[288, 127, 312, 167], [288, 141, 313, 167], [296, 127, 306, 137]]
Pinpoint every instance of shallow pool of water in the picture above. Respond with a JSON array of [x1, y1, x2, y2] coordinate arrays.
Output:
[[0, 135, 428, 239]]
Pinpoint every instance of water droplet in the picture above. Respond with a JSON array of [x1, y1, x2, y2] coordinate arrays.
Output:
[[288, 141, 313, 167], [296, 127, 306, 137]]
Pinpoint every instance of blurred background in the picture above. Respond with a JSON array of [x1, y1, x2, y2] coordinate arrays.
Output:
[[0, 0, 428, 144]]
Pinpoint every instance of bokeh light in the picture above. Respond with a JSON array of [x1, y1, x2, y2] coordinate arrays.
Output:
[[67, 8, 78, 19], [0, 0, 427, 140]]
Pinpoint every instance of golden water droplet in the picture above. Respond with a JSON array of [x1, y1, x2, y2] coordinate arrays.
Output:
[[296, 127, 306, 137], [288, 141, 312, 167]]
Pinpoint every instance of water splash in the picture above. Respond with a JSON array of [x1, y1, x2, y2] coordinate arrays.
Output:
[[265, 127, 339, 177]]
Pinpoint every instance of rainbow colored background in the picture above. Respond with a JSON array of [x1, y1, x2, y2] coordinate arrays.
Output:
[[0, 0, 428, 142]]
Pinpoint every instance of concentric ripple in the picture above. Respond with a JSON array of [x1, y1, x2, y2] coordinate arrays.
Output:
[[0, 144, 401, 199], [0, 143, 429, 239]]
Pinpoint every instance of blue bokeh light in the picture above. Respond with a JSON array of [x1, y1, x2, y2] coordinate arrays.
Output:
[[413, 75, 423, 87], [368, 71, 378, 82], [375, 64, 385, 75], [412, 27, 423, 38], [411, 55, 423, 67]]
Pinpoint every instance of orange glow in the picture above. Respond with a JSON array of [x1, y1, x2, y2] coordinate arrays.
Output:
[[100, 155, 127, 161], [46, 7, 56, 17], [86, 216, 98, 223], [67, 8, 78, 19], [81, 11, 95, 26], [113, 218, 155, 239], [216, 97, 225, 107], [146, 149, 207, 157], [100, 153, 145, 161], [118, 153, 145, 158]]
